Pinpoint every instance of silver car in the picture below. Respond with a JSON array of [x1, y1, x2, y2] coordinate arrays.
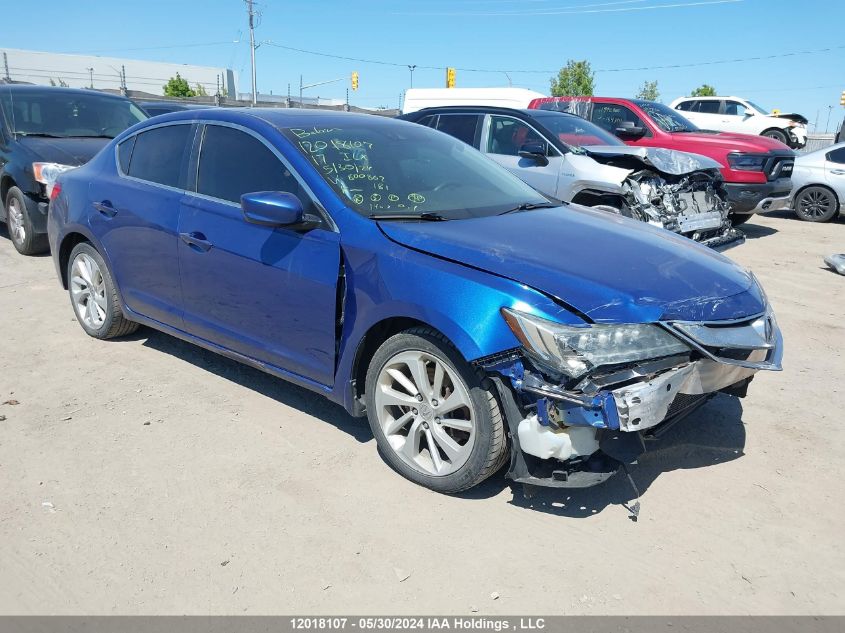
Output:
[[790, 143, 845, 222]]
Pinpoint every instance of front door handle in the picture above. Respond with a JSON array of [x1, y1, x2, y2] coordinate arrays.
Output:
[[179, 231, 213, 252], [831, 169, 845, 176], [93, 200, 117, 217]]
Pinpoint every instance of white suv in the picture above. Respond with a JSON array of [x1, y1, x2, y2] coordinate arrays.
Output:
[[670, 96, 807, 149]]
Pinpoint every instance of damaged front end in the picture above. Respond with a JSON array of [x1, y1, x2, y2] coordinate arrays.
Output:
[[587, 146, 744, 250], [479, 307, 782, 489]]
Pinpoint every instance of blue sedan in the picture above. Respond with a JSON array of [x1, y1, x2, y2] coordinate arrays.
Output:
[[47, 108, 782, 493]]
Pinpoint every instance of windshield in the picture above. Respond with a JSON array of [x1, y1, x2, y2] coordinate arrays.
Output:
[[637, 101, 699, 133], [534, 113, 624, 148], [0, 89, 147, 138], [746, 100, 769, 114], [285, 121, 550, 219]]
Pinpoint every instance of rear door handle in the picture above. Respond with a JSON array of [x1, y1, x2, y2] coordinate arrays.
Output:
[[93, 200, 117, 217], [831, 169, 845, 176], [179, 231, 213, 252]]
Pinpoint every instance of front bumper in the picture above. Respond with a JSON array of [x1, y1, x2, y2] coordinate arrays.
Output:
[[788, 127, 807, 149], [724, 180, 792, 215], [486, 309, 783, 488]]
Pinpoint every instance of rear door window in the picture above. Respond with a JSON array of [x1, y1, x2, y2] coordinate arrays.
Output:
[[695, 100, 721, 114], [434, 114, 481, 146], [127, 124, 192, 188], [196, 124, 312, 209], [827, 147, 845, 164]]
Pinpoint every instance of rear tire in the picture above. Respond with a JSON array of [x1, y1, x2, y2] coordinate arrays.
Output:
[[793, 186, 839, 222], [761, 128, 789, 145], [67, 242, 139, 339], [364, 327, 508, 494], [5, 186, 48, 256]]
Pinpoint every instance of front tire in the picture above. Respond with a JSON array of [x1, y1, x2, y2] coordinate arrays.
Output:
[[364, 327, 507, 494], [762, 128, 789, 145], [730, 213, 754, 226], [5, 186, 48, 256], [794, 186, 839, 222], [67, 242, 139, 339]]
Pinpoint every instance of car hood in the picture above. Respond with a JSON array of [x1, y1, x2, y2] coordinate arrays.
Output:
[[667, 130, 791, 152], [378, 206, 765, 323], [16, 136, 110, 166], [583, 145, 723, 175]]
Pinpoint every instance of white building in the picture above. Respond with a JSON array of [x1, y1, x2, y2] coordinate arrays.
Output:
[[1, 47, 237, 97]]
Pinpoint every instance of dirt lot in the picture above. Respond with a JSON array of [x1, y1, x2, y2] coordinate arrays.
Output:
[[0, 211, 843, 615]]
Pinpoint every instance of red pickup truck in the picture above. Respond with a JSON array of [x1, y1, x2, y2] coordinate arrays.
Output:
[[528, 96, 795, 225]]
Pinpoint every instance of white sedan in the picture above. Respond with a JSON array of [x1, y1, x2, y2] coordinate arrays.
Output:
[[789, 143, 845, 222]]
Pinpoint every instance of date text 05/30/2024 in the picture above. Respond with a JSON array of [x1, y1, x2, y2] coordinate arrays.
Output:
[[290, 617, 547, 631]]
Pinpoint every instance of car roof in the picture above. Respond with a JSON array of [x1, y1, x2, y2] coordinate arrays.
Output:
[[408, 105, 581, 120], [134, 107, 402, 130], [0, 84, 132, 101]]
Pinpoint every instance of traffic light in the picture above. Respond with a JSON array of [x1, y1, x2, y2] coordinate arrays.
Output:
[[351, 71, 359, 91], [841, 90, 845, 106], [446, 67, 456, 89]]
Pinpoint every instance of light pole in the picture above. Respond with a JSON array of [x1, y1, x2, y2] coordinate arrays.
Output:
[[299, 75, 345, 107], [246, 0, 258, 105], [407, 65, 417, 88], [86, 67, 94, 89]]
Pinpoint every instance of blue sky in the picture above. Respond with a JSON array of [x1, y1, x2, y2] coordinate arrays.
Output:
[[6, 0, 845, 131]]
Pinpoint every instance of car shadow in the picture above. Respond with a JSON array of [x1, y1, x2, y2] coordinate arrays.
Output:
[[738, 222, 778, 239], [135, 328, 373, 443], [115, 326, 747, 513], [461, 394, 746, 518], [0, 224, 52, 257]]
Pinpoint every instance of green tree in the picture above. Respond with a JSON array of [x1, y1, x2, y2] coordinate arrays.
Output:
[[163, 73, 196, 98], [194, 83, 208, 97], [550, 60, 595, 97], [690, 84, 717, 97], [635, 80, 660, 102]]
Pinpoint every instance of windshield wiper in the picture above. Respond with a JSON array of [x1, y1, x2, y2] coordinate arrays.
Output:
[[498, 202, 557, 215], [368, 212, 448, 222]]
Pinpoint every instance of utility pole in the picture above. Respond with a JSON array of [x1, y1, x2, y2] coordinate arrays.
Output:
[[345, 88, 349, 112], [120, 65, 127, 95], [86, 67, 94, 89], [246, 0, 258, 105], [825, 106, 833, 134], [3, 52, 10, 81], [407, 65, 417, 89]]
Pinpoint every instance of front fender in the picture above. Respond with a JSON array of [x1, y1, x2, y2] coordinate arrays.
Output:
[[332, 232, 583, 412]]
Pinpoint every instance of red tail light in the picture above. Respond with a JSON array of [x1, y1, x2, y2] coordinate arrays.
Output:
[[49, 182, 62, 201]]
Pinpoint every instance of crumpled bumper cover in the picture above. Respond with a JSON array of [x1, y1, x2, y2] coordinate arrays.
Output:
[[484, 308, 783, 488]]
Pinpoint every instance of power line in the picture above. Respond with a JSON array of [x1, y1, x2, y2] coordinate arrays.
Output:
[[263, 41, 845, 75]]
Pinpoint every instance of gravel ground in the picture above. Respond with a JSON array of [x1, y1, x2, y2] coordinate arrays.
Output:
[[0, 210, 843, 615]]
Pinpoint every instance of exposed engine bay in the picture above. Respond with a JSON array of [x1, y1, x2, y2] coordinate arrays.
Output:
[[585, 146, 743, 249]]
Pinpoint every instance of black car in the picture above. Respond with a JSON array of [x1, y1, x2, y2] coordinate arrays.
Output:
[[135, 101, 215, 117], [0, 85, 147, 254]]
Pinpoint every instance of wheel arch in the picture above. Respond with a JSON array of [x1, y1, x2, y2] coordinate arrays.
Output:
[[58, 232, 93, 289]]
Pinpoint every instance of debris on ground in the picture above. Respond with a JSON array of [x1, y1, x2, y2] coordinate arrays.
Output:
[[393, 567, 411, 582], [824, 254, 845, 275], [490, 592, 500, 600], [2, 399, 20, 406]]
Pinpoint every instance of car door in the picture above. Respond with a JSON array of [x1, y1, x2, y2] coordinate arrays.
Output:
[[824, 146, 845, 201], [178, 122, 341, 387], [685, 99, 724, 131], [481, 114, 561, 198], [93, 122, 193, 328], [721, 100, 752, 134]]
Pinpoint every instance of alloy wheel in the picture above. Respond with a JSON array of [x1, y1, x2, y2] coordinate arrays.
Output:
[[797, 188, 835, 221], [374, 350, 476, 477], [70, 253, 107, 329], [7, 197, 25, 244]]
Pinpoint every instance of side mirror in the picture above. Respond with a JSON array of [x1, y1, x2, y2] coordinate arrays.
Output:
[[614, 121, 646, 139], [241, 191, 320, 231], [518, 142, 549, 166]]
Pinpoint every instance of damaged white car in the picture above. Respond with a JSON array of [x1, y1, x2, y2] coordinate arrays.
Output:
[[400, 106, 742, 249]]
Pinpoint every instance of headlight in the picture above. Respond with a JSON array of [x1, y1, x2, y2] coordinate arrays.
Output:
[[501, 308, 690, 378], [726, 153, 766, 171], [32, 162, 75, 196]]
